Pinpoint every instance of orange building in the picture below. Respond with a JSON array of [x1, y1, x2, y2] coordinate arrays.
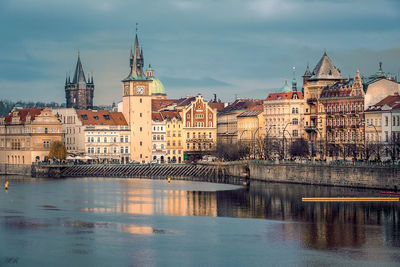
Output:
[[0, 107, 62, 164]]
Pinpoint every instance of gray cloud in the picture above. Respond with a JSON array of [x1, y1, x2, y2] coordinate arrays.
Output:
[[0, 0, 399, 104]]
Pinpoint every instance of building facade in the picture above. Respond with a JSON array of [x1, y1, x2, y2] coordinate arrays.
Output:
[[0, 108, 62, 164], [217, 99, 261, 145], [303, 52, 343, 144], [151, 112, 166, 163], [51, 108, 85, 155], [179, 94, 217, 161], [320, 71, 365, 159], [65, 52, 94, 110], [162, 111, 184, 163], [76, 110, 130, 163]]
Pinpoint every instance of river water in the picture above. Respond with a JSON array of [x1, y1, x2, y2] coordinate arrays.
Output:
[[0, 177, 399, 266]]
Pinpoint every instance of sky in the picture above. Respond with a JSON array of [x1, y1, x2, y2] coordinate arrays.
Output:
[[0, 0, 399, 105]]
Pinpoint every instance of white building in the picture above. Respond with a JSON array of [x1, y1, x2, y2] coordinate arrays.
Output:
[[76, 110, 131, 163], [52, 108, 85, 155], [151, 112, 166, 163]]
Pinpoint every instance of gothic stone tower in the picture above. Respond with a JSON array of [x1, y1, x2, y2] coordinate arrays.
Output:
[[122, 34, 153, 162], [65, 52, 94, 110]]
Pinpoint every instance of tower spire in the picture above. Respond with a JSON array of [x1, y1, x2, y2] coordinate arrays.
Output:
[[292, 66, 297, 91], [129, 26, 145, 77]]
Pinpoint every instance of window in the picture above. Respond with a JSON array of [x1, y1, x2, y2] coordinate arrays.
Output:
[[97, 137, 101, 143], [296, 108, 299, 114], [87, 147, 91, 154], [292, 108, 295, 114], [104, 137, 107, 143], [140, 113, 142, 118], [140, 127, 142, 132], [140, 141, 142, 146], [103, 115, 110, 120], [385, 116, 388, 126], [87, 137, 91, 143], [187, 133, 190, 138], [94, 116, 99, 120], [97, 147, 100, 154], [91, 137, 94, 142], [120, 147, 123, 153], [104, 147, 107, 153], [140, 98, 142, 103], [209, 132, 212, 138], [292, 118, 298, 125]]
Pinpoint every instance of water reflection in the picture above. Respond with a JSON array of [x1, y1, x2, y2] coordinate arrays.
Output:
[[1, 177, 399, 265], [77, 178, 400, 254]]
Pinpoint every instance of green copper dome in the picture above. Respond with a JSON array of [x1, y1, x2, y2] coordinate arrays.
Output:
[[281, 80, 292, 92], [151, 77, 166, 95]]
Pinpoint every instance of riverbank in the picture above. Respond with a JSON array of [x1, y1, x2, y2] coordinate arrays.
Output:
[[215, 160, 400, 191], [2, 161, 400, 190]]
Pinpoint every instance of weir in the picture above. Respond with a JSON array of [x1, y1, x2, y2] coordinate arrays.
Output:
[[31, 163, 221, 179]]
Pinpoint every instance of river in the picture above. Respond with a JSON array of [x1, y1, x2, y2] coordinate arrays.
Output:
[[0, 177, 399, 266]]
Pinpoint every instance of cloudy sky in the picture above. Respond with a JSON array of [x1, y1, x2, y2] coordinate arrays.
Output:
[[0, 0, 399, 105]]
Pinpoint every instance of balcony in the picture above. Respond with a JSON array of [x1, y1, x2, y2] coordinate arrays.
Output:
[[307, 98, 317, 105], [305, 126, 317, 133]]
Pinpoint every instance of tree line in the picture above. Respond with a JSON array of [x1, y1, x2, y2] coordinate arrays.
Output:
[[0, 99, 64, 117]]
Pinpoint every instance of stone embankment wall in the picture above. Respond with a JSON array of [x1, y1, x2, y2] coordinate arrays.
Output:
[[0, 164, 31, 176], [221, 161, 400, 190]]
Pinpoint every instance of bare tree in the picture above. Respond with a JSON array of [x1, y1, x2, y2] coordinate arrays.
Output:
[[289, 138, 309, 158]]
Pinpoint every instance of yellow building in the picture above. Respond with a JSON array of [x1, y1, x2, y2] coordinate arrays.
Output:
[[217, 99, 262, 144], [0, 107, 62, 165], [178, 94, 218, 161], [161, 111, 184, 163], [237, 106, 264, 142]]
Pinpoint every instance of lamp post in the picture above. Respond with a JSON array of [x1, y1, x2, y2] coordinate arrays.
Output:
[[282, 122, 292, 160]]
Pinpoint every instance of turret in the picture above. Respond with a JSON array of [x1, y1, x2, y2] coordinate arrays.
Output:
[[292, 66, 297, 91]]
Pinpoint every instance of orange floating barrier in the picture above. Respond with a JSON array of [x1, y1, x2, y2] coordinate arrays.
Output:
[[302, 197, 399, 202]]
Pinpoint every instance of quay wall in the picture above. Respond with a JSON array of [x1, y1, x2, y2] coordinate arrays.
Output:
[[219, 161, 400, 190], [3, 161, 400, 190], [0, 164, 31, 176]]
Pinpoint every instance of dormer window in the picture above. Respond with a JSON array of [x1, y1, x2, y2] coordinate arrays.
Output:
[[103, 115, 110, 120], [94, 116, 99, 120], [82, 115, 88, 120]]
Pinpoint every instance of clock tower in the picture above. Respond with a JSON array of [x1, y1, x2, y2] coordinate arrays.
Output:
[[122, 33, 152, 162]]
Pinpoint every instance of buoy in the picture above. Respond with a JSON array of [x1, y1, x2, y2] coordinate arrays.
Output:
[[167, 177, 171, 184], [5, 181, 9, 190]]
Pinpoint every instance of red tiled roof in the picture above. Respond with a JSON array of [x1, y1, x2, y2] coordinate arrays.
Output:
[[152, 112, 163, 121], [266, 91, 303, 101], [374, 95, 400, 107], [160, 110, 181, 120], [4, 108, 43, 125], [77, 110, 127, 126]]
